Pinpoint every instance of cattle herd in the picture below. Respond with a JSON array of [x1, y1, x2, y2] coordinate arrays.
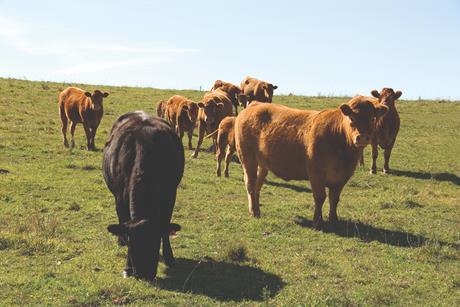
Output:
[[58, 76, 402, 281]]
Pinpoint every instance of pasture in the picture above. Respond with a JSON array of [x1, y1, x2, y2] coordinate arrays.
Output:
[[0, 78, 459, 305]]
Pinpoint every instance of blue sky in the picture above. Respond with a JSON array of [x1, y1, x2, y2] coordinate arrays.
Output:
[[0, 0, 459, 99]]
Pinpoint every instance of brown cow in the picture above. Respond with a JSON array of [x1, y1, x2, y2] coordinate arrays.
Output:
[[163, 95, 199, 150], [191, 91, 233, 158], [235, 97, 388, 229], [58, 87, 109, 150], [364, 88, 402, 174], [240, 76, 278, 105], [206, 116, 236, 177], [156, 100, 167, 118], [210, 80, 246, 115]]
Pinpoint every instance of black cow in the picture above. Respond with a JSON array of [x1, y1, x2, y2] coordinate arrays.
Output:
[[103, 111, 185, 280]]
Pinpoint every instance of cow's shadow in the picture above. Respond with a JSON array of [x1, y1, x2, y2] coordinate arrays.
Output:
[[391, 169, 460, 186], [265, 180, 311, 193], [158, 257, 285, 302], [293, 216, 458, 249]]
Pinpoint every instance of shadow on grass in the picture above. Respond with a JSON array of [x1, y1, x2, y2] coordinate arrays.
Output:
[[293, 216, 458, 248], [392, 169, 460, 186], [265, 181, 311, 193], [158, 257, 284, 302]]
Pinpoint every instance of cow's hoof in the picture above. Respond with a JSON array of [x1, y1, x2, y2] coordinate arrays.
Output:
[[369, 169, 377, 174], [250, 210, 261, 218], [123, 268, 133, 278], [383, 168, 390, 174], [329, 217, 339, 226], [224, 172, 229, 178], [63, 140, 69, 148], [164, 257, 175, 267], [313, 219, 324, 230], [191, 152, 198, 159], [216, 171, 221, 177]]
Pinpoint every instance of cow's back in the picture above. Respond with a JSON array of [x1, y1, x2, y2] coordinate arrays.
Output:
[[59, 87, 90, 122], [103, 111, 184, 218], [235, 104, 314, 180]]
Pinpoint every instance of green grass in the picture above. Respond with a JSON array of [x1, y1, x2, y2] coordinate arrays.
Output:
[[0, 78, 459, 305]]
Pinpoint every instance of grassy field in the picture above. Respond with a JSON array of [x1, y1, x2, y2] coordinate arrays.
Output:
[[0, 78, 459, 306]]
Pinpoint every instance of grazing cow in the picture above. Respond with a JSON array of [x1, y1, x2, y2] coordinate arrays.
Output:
[[59, 87, 109, 150], [206, 116, 236, 177], [235, 97, 388, 229], [164, 95, 199, 150], [103, 111, 184, 281], [191, 91, 233, 158], [240, 76, 278, 105], [156, 100, 167, 118], [210, 80, 246, 114]]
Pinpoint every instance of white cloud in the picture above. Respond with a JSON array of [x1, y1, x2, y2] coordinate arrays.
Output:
[[0, 14, 199, 77], [52, 57, 170, 75]]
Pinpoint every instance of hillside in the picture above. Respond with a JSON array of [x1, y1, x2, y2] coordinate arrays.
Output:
[[0, 78, 459, 305]]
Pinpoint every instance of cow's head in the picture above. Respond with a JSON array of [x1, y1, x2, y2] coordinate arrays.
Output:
[[181, 101, 199, 123], [197, 100, 224, 126], [85, 90, 109, 111], [107, 220, 181, 280], [262, 83, 278, 102], [371, 88, 402, 108], [340, 99, 388, 147], [237, 94, 249, 108]]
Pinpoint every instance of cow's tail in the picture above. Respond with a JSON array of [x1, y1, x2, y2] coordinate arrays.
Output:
[[205, 129, 218, 139]]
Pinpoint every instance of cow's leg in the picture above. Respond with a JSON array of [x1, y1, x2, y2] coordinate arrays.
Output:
[[310, 179, 326, 230], [177, 126, 184, 146], [90, 126, 98, 150], [161, 188, 178, 267], [370, 142, 378, 174], [383, 145, 394, 174], [359, 151, 364, 166], [215, 144, 225, 177], [115, 196, 129, 246], [328, 184, 344, 225], [69, 121, 77, 148], [224, 146, 234, 178], [254, 166, 268, 206], [60, 110, 69, 148], [82, 122, 93, 150], [187, 127, 193, 150], [191, 121, 205, 158], [242, 157, 260, 217]]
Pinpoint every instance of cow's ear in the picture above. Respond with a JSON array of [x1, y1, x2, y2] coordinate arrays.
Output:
[[107, 224, 127, 236], [340, 104, 354, 117], [375, 105, 389, 119], [395, 90, 402, 100], [371, 90, 380, 98], [103, 92, 109, 98], [84, 92, 92, 97], [197, 102, 205, 108], [169, 223, 181, 235], [273, 85, 278, 90]]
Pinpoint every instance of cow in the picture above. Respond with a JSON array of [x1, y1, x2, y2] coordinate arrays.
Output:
[[240, 76, 278, 105], [235, 97, 388, 230], [206, 116, 236, 177], [103, 111, 184, 281], [58, 87, 109, 150], [210, 80, 246, 115], [163, 95, 199, 150], [191, 90, 233, 158], [363, 88, 402, 174], [156, 100, 167, 118]]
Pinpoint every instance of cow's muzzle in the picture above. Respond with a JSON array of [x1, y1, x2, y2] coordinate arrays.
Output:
[[353, 134, 371, 147]]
